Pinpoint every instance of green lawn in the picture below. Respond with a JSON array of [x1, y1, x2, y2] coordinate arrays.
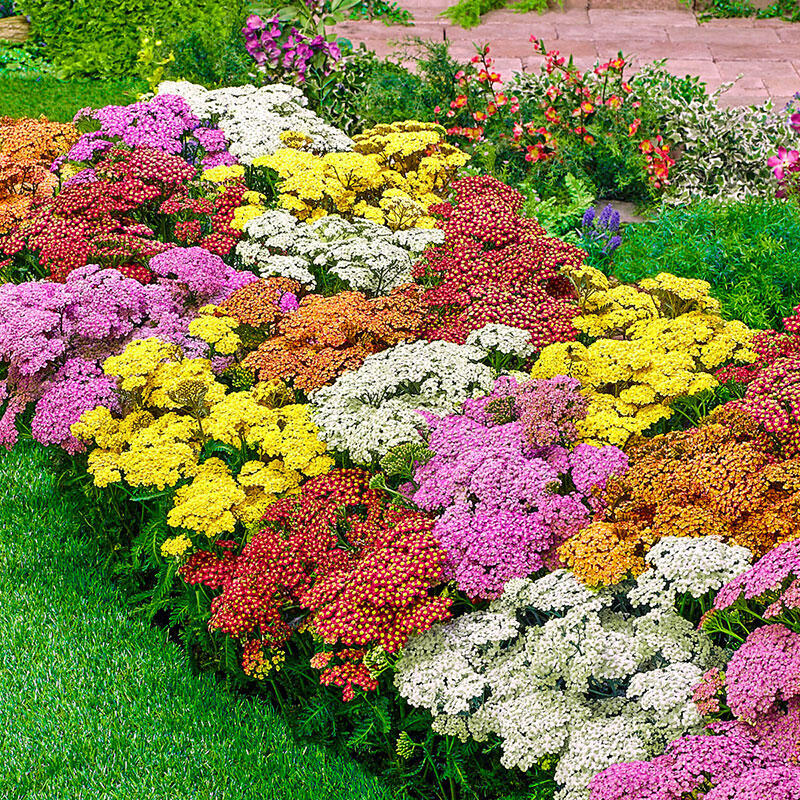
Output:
[[0, 442, 393, 800], [0, 76, 145, 120]]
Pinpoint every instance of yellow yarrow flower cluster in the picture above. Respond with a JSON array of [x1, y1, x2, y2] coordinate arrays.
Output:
[[188, 310, 242, 355], [101, 338, 226, 411], [168, 458, 246, 537], [232, 190, 268, 231], [566, 267, 723, 339], [280, 129, 315, 150], [200, 165, 266, 230], [71, 406, 200, 489], [71, 341, 334, 543], [201, 164, 246, 183], [531, 309, 756, 447], [161, 533, 193, 558], [254, 121, 469, 230]]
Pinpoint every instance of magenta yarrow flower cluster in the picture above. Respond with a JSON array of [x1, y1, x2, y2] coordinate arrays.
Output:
[[711, 538, 800, 619], [242, 13, 341, 83], [0, 249, 255, 452], [411, 376, 628, 598], [58, 94, 235, 173], [588, 727, 800, 800]]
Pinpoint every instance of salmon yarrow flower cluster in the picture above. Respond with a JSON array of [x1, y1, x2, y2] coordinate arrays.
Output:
[[560, 404, 800, 587], [190, 277, 427, 393], [0, 115, 78, 238]]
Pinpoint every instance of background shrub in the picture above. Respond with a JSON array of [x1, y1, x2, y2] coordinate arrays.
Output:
[[352, 41, 461, 129], [612, 198, 800, 329], [17, 0, 249, 77]]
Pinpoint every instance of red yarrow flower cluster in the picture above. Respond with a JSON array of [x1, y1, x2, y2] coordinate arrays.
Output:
[[415, 175, 582, 347], [0, 145, 247, 281], [181, 469, 451, 701], [737, 354, 800, 458]]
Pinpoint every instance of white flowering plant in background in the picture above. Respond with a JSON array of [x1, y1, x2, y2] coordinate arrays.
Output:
[[157, 81, 352, 163], [393, 537, 754, 800], [236, 210, 443, 295], [310, 340, 495, 464]]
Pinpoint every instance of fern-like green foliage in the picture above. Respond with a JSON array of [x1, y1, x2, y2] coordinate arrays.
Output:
[[612, 197, 800, 330], [440, 0, 559, 29], [521, 172, 596, 242]]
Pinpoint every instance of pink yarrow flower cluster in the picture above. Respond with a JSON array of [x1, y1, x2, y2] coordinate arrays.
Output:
[[711, 538, 800, 619], [411, 375, 628, 598], [61, 94, 235, 172], [0, 249, 256, 452], [588, 728, 800, 800]]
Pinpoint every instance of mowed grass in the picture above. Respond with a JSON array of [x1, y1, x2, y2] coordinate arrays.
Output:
[[0, 442, 393, 800], [0, 76, 145, 120]]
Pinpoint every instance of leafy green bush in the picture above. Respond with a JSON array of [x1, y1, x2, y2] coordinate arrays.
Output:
[[693, 0, 800, 21], [316, 45, 383, 134], [17, 0, 249, 78], [166, 21, 254, 89], [0, 40, 53, 75], [353, 41, 462, 129], [630, 61, 793, 206], [612, 198, 800, 329]]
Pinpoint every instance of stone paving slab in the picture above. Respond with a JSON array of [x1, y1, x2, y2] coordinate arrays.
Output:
[[332, 3, 800, 107]]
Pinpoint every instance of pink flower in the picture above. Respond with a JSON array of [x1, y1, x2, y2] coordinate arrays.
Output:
[[767, 146, 800, 180]]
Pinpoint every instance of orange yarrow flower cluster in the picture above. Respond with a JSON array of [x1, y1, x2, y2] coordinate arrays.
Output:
[[0, 116, 78, 237], [560, 403, 800, 587], [216, 278, 426, 393]]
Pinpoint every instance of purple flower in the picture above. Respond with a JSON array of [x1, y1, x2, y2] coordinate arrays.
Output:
[[278, 292, 300, 313], [65, 95, 234, 170]]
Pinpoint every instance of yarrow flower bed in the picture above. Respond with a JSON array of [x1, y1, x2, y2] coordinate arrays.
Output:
[[3, 61, 800, 800]]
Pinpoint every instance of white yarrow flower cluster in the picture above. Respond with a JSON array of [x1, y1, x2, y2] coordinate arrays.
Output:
[[394, 544, 726, 800], [628, 535, 752, 611], [309, 340, 495, 464], [237, 210, 443, 294], [466, 324, 535, 359], [157, 81, 352, 163]]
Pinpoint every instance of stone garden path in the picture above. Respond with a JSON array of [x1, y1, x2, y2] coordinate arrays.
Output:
[[333, 1, 800, 108]]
